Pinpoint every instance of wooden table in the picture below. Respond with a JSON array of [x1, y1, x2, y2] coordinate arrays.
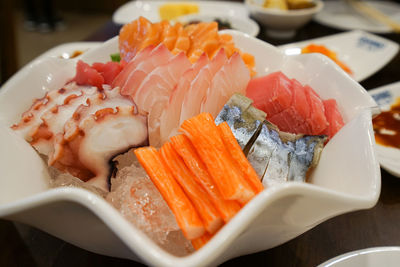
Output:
[[1, 17, 400, 267]]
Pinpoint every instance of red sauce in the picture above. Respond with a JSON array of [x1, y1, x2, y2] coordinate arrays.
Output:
[[373, 97, 400, 148]]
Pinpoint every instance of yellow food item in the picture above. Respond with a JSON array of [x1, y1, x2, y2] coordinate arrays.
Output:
[[159, 3, 199, 20], [263, 0, 288, 10], [287, 0, 315, 10]]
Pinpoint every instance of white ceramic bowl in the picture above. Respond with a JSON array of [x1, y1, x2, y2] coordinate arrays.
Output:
[[245, 0, 324, 38], [0, 30, 380, 266], [176, 14, 260, 37]]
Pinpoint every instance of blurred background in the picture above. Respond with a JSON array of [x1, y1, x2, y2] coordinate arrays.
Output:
[[0, 0, 130, 84]]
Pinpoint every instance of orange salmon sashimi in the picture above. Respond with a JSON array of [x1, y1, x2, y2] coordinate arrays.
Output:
[[170, 134, 241, 223], [160, 142, 224, 234], [134, 147, 205, 240], [179, 113, 256, 205], [118, 16, 255, 75], [217, 122, 264, 193]]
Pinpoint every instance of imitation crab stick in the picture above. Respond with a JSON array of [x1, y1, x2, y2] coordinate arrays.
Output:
[[170, 134, 241, 222], [179, 113, 255, 204], [217, 122, 264, 193], [160, 142, 224, 234], [134, 147, 205, 240], [191, 232, 213, 250]]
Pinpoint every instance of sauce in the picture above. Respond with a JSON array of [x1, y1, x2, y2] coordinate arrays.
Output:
[[373, 97, 400, 148]]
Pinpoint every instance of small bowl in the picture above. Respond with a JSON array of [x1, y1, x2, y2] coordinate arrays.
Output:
[[176, 14, 260, 37], [245, 0, 324, 38]]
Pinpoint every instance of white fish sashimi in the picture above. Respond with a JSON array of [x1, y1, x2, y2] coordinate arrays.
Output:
[[179, 49, 227, 125], [159, 54, 209, 144], [120, 44, 174, 99], [201, 53, 250, 118], [133, 52, 191, 147]]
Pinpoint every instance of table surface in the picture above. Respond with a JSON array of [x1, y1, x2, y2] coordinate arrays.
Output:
[[2, 11, 400, 267]]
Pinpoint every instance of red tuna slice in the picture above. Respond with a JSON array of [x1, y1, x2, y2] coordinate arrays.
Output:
[[304, 85, 328, 135], [246, 71, 292, 117], [159, 54, 209, 144], [120, 44, 174, 98], [180, 49, 228, 124], [201, 52, 250, 118], [112, 45, 154, 89], [322, 99, 344, 139], [92, 62, 123, 85], [268, 79, 312, 134], [73, 60, 104, 89], [135, 52, 192, 147]]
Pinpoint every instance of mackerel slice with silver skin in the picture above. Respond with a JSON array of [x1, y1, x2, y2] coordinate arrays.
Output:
[[246, 121, 326, 187], [215, 93, 266, 152], [288, 135, 326, 182]]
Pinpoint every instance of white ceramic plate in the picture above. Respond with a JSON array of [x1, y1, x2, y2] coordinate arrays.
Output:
[[0, 31, 380, 266], [319, 247, 400, 267], [112, 0, 249, 24], [34, 42, 101, 61], [314, 0, 400, 33], [278, 30, 399, 82], [175, 13, 260, 37], [369, 81, 400, 177]]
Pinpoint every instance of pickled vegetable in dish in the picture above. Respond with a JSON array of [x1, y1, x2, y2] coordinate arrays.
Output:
[[263, 0, 316, 10], [301, 44, 353, 75], [159, 3, 199, 20], [373, 97, 400, 148]]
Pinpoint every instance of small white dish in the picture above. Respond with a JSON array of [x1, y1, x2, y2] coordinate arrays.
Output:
[[0, 30, 380, 266], [112, 0, 249, 25], [314, 0, 400, 33], [369, 81, 400, 177], [319, 247, 400, 267], [175, 14, 260, 37], [36, 42, 102, 60], [245, 0, 323, 38], [278, 30, 399, 82]]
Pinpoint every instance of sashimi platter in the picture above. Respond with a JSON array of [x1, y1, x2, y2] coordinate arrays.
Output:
[[0, 17, 380, 266]]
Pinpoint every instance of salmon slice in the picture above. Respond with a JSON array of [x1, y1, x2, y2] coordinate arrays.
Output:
[[170, 134, 241, 222], [180, 113, 255, 204], [185, 22, 220, 63], [119, 17, 160, 62], [120, 44, 173, 99], [191, 232, 213, 250], [172, 23, 190, 54], [160, 54, 209, 144], [160, 142, 224, 234], [134, 147, 205, 240], [217, 122, 264, 193], [201, 53, 250, 118], [180, 49, 227, 124], [112, 45, 154, 90]]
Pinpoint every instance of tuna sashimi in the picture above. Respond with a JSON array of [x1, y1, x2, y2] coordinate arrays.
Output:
[[73, 60, 104, 89], [91, 62, 123, 86], [246, 71, 343, 139], [180, 49, 227, 124], [322, 99, 344, 139], [159, 54, 209, 144], [120, 44, 174, 98], [268, 79, 311, 134], [246, 71, 293, 117], [303, 85, 328, 135], [201, 53, 250, 118]]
